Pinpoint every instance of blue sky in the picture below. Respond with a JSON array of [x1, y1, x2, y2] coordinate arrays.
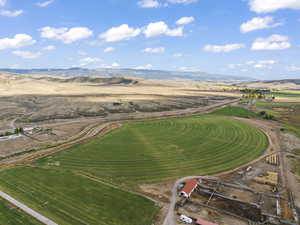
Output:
[[0, 0, 300, 79]]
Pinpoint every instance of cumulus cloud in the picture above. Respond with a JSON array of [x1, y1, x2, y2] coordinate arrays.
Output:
[[251, 34, 291, 50], [176, 16, 195, 25], [43, 45, 56, 51], [0, 0, 6, 6], [80, 57, 102, 64], [143, 47, 165, 53], [135, 64, 153, 70], [36, 0, 54, 7], [144, 21, 184, 38], [138, 0, 161, 8], [240, 16, 283, 33], [0, 34, 36, 50], [111, 62, 120, 67], [203, 43, 245, 53], [254, 60, 277, 68], [12, 50, 41, 59], [168, 0, 197, 4], [104, 46, 115, 53], [249, 0, 300, 13], [40, 26, 93, 44], [100, 24, 141, 42], [0, 9, 23, 17]]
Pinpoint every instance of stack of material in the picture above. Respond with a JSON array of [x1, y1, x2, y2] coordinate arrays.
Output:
[[254, 172, 278, 186], [266, 154, 279, 166]]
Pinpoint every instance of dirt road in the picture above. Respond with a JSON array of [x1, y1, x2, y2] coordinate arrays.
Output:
[[163, 118, 280, 225], [0, 190, 58, 225]]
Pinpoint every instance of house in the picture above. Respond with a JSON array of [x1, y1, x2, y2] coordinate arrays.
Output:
[[196, 219, 218, 225], [179, 179, 199, 198]]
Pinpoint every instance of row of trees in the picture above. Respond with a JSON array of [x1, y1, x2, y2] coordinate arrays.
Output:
[[0, 128, 24, 137]]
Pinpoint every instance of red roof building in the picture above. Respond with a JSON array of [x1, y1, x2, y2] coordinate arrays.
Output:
[[196, 219, 218, 225], [179, 179, 199, 198]]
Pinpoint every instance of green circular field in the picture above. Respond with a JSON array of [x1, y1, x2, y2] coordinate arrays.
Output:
[[43, 115, 268, 184]]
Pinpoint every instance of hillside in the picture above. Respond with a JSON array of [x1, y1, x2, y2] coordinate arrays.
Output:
[[0, 68, 254, 81]]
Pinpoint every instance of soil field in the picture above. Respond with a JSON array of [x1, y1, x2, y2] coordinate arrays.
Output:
[[0, 167, 158, 225], [38, 115, 268, 184]]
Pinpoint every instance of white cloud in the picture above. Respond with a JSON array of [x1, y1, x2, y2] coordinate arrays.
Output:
[[258, 60, 277, 65], [173, 53, 183, 57], [254, 60, 277, 69], [143, 47, 165, 53], [0, 9, 23, 17], [40, 26, 93, 44], [168, 0, 197, 4], [228, 60, 277, 70], [78, 51, 88, 56], [251, 34, 291, 50], [100, 24, 141, 42], [246, 61, 255, 65], [80, 57, 102, 64], [138, 0, 161, 8], [240, 16, 283, 33], [227, 64, 242, 69], [135, 64, 153, 70], [12, 50, 42, 59], [144, 21, 184, 38], [104, 46, 115, 53], [203, 43, 245, 53], [249, 0, 300, 13], [0, 34, 36, 50], [288, 65, 300, 71], [43, 45, 56, 51], [176, 16, 195, 25], [111, 62, 120, 67], [36, 0, 54, 7], [0, 0, 6, 7]]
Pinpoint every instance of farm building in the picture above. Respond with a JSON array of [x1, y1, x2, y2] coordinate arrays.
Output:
[[179, 179, 199, 198], [196, 219, 218, 225]]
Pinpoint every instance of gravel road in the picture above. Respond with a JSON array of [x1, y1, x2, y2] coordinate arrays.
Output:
[[0, 190, 58, 225]]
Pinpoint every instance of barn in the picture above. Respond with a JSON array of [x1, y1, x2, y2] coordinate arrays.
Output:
[[179, 179, 199, 198]]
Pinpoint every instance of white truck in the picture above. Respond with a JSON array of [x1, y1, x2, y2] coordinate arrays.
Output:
[[180, 215, 193, 224]]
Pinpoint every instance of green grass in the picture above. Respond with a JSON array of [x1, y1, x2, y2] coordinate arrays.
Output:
[[212, 106, 260, 118], [38, 115, 268, 184], [0, 115, 268, 225], [0, 198, 42, 225], [271, 91, 300, 98], [0, 168, 158, 225]]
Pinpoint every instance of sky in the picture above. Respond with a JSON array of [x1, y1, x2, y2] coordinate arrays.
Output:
[[0, 0, 300, 79]]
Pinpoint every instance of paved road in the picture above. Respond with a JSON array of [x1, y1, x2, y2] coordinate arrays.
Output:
[[0, 190, 58, 225]]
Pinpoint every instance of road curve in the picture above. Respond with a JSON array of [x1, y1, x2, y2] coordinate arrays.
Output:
[[163, 176, 214, 225], [0, 190, 58, 225]]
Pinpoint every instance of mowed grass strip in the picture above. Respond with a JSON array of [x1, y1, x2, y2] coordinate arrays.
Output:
[[0, 168, 158, 225], [212, 106, 261, 118], [0, 198, 43, 225], [39, 115, 268, 184]]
